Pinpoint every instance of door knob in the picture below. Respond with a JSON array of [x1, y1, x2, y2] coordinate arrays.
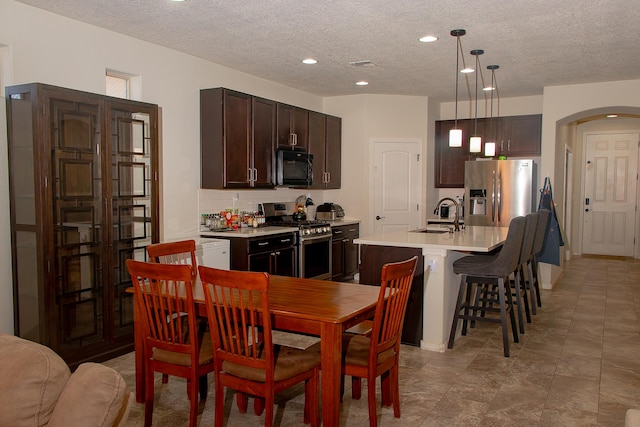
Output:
[[585, 208, 590, 212], [375, 215, 385, 220]]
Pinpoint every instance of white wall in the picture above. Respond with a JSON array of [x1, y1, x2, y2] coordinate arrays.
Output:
[[0, 0, 326, 333], [4, 1, 640, 334], [324, 94, 429, 235], [539, 80, 640, 287]]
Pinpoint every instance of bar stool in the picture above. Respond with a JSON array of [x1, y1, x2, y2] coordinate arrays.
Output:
[[530, 209, 551, 312], [511, 212, 539, 327], [448, 216, 525, 357]]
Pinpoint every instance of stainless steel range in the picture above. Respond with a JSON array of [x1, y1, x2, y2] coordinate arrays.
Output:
[[260, 202, 332, 280]]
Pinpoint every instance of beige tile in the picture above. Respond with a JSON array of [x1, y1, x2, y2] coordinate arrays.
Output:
[[101, 255, 640, 426]]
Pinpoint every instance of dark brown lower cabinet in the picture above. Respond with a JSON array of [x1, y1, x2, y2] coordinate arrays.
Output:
[[6, 83, 159, 367], [331, 224, 359, 281], [359, 245, 424, 346], [222, 233, 297, 277]]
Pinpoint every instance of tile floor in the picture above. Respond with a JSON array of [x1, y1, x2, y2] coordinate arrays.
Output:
[[105, 255, 640, 426]]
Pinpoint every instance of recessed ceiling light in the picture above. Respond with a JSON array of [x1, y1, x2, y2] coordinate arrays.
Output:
[[460, 67, 475, 73], [419, 35, 438, 43], [356, 81, 369, 86], [171, 0, 186, 2], [483, 86, 495, 91], [607, 114, 618, 118], [302, 58, 318, 65]]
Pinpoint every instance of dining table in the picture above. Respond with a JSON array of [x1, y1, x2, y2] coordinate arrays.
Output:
[[131, 274, 384, 427]]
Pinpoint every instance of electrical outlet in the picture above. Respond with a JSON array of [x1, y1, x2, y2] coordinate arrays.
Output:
[[427, 259, 438, 272]]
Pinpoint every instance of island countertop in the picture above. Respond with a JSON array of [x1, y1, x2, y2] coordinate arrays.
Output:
[[354, 225, 509, 253]]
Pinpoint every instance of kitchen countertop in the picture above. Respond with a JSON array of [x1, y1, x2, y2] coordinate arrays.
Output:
[[200, 226, 296, 239], [355, 225, 507, 253], [355, 225, 509, 353], [323, 217, 360, 226], [426, 216, 464, 224]]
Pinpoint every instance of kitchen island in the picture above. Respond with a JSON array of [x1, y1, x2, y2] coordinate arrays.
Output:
[[355, 225, 508, 352]]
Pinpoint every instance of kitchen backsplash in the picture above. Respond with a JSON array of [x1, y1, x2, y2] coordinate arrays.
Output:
[[198, 188, 325, 228]]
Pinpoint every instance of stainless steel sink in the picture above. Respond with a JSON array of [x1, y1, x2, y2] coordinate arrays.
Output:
[[411, 226, 450, 234]]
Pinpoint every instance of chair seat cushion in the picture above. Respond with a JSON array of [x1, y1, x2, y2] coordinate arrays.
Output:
[[453, 253, 511, 277], [222, 344, 320, 382], [152, 332, 214, 366], [342, 334, 396, 367]]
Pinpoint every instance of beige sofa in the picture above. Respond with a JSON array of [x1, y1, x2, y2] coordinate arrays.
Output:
[[0, 333, 132, 427]]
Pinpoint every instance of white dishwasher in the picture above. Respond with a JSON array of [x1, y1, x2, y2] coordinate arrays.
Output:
[[195, 237, 230, 270]]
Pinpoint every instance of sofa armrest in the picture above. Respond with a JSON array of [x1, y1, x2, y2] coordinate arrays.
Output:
[[626, 409, 640, 427], [48, 362, 131, 427]]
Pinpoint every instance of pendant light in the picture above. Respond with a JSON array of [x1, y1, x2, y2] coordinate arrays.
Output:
[[469, 49, 484, 153], [484, 64, 499, 157], [448, 29, 466, 147]]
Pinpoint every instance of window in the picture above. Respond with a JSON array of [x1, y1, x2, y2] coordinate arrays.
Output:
[[106, 73, 129, 99]]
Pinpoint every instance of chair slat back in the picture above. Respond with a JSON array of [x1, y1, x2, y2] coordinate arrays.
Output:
[[127, 260, 197, 356], [199, 266, 272, 373], [147, 240, 198, 279], [370, 256, 418, 355]]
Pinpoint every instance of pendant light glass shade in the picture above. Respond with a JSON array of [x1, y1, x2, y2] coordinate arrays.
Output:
[[448, 29, 466, 147], [470, 49, 484, 153], [449, 129, 463, 147], [470, 136, 482, 152], [484, 142, 496, 157]]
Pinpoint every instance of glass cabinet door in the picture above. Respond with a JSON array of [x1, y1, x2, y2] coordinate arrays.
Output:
[[48, 93, 108, 356], [107, 102, 157, 341]]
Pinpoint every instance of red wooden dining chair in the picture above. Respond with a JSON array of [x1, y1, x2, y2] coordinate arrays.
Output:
[[146, 239, 202, 387], [146, 239, 198, 279], [341, 256, 418, 427], [199, 266, 321, 427], [126, 260, 215, 427]]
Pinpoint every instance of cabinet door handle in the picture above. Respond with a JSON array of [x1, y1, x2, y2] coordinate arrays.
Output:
[[280, 238, 291, 243], [258, 242, 269, 246], [500, 140, 504, 151], [248, 168, 253, 183], [253, 168, 258, 182], [326, 172, 331, 183], [343, 238, 349, 243], [507, 140, 511, 151], [334, 230, 342, 235]]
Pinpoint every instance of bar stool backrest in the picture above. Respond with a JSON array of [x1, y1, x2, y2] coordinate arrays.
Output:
[[480, 216, 526, 277], [532, 209, 551, 256], [520, 213, 540, 265]]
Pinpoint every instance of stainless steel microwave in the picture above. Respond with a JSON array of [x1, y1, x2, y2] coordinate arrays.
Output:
[[276, 149, 313, 187]]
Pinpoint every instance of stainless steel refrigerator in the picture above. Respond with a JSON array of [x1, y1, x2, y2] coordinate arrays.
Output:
[[464, 159, 537, 227]]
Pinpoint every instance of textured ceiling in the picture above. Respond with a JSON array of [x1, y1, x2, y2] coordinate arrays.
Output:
[[15, 0, 640, 101]]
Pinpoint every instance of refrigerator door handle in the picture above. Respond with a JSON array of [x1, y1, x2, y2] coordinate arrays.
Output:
[[491, 170, 496, 222], [496, 171, 502, 223]]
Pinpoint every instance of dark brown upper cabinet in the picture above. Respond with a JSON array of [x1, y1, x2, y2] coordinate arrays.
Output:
[[309, 112, 342, 189], [435, 114, 542, 188], [276, 103, 309, 150], [201, 88, 276, 189]]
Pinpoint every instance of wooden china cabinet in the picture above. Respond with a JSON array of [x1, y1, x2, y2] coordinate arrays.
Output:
[[5, 83, 159, 366]]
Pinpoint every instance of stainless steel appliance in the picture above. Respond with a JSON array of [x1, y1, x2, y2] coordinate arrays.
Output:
[[261, 202, 332, 280], [464, 159, 537, 226], [315, 203, 345, 220], [275, 149, 313, 187]]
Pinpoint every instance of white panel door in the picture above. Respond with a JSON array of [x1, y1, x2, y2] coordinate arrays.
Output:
[[372, 140, 421, 235], [582, 132, 638, 256]]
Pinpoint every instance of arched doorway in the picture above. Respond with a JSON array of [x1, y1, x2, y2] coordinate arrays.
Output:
[[555, 108, 640, 259]]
